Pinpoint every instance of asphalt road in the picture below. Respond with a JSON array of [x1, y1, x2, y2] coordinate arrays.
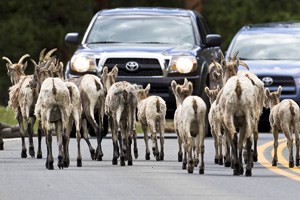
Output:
[[1, 133, 300, 200]]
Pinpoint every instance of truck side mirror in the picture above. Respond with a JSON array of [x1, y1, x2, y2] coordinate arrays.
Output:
[[206, 34, 222, 47], [65, 32, 79, 45]]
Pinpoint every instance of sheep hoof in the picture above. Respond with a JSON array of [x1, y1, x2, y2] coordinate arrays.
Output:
[[46, 161, 54, 170], [29, 147, 35, 158], [233, 169, 240, 176], [178, 152, 183, 162], [224, 161, 231, 167], [199, 168, 204, 174], [156, 154, 160, 161], [0, 143, 3, 150], [96, 155, 103, 161], [194, 158, 199, 167], [77, 159, 82, 167], [187, 165, 194, 173], [21, 149, 27, 158], [272, 160, 277, 166], [90, 149, 96, 160], [218, 158, 223, 165], [128, 160, 133, 166], [245, 169, 252, 177], [159, 155, 164, 161], [112, 158, 118, 165], [64, 159, 70, 168], [120, 158, 125, 166], [145, 153, 150, 160], [134, 149, 138, 159], [289, 161, 294, 168], [296, 159, 300, 166], [37, 151, 43, 159], [253, 154, 258, 162], [214, 158, 219, 164], [182, 162, 187, 170]]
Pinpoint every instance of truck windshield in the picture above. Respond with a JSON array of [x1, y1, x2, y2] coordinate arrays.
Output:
[[86, 15, 195, 45]]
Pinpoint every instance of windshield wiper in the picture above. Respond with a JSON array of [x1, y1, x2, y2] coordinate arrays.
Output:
[[87, 41, 121, 44]]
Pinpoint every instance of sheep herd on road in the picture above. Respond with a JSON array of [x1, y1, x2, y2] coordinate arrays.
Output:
[[1, 49, 299, 176]]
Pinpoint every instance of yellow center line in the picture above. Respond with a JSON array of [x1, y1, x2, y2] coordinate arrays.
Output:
[[257, 137, 300, 182], [275, 139, 300, 175]]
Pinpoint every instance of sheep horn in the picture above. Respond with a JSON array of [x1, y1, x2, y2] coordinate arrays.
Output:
[[39, 48, 47, 62], [18, 54, 30, 64], [208, 60, 222, 73], [44, 48, 58, 60], [183, 78, 189, 87], [220, 51, 226, 67], [239, 60, 249, 70], [2, 56, 13, 65]]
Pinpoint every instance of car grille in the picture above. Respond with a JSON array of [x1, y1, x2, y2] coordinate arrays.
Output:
[[99, 58, 163, 76], [258, 75, 296, 95]]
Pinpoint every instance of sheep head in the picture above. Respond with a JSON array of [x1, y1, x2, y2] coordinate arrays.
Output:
[[2, 54, 30, 85], [264, 86, 282, 109], [205, 86, 220, 104], [102, 65, 118, 94], [136, 83, 150, 102]]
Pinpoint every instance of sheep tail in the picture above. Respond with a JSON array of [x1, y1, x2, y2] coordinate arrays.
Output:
[[192, 98, 198, 118], [95, 79, 101, 91], [123, 89, 128, 102], [67, 85, 73, 103], [156, 97, 161, 113], [290, 101, 295, 116], [52, 79, 57, 95], [235, 80, 242, 99]]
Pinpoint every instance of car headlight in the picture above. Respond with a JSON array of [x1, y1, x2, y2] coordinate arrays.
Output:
[[169, 56, 197, 74], [70, 54, 96, 73]]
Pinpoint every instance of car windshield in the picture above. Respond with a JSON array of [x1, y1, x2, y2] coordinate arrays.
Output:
[[85, 15, 195, 45], [229, 31, 300, 60]]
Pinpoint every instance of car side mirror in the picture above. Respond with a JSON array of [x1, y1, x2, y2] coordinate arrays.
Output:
[[206, 34, 222, 47], [65, 32, 79, 45]]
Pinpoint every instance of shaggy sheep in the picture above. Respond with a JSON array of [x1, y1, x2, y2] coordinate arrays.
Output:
[[136, 84, 167, 161], [265, 86, 300, 167]]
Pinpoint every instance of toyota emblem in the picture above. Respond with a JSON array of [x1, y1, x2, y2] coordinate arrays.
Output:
[[125, 61, 139, 71], [262, 77, 273, 86]]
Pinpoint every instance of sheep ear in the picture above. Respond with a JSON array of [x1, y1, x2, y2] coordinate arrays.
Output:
[[112, 65, 118, 77], [265, 88, 270, 97], [176, 85, 181, 94], [188, 82, 193, 93], [145, 83, 151, 92], [183, 78, 189, 87], [204, 86, 210, 97], [277, 86, 282, 96], [103, 66, 108, 75], [171, 80, 177, 92]]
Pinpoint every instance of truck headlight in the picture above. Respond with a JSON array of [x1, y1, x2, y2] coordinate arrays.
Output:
[[70, 54, 96, 72], [169, 56, 197, 74]]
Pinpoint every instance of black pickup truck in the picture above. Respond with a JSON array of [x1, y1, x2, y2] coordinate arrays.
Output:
[[65, 7, 221, 134]]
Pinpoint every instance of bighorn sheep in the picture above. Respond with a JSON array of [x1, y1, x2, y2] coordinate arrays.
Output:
[[216, 75, 256, 176], [105, 81, 139, 166], [35, 77, 71, 169], [172, 79, 207, 174], [265, 86, 300, 168], [136, 84, 167, 161]]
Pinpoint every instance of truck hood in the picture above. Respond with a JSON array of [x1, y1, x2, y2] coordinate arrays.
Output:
[[77, 43, 199, 56], [242, 60, 300, 77]]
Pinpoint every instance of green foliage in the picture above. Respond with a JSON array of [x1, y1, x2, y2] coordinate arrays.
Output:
[[202, 0, 300, 51], [0, 106, 18, 126]]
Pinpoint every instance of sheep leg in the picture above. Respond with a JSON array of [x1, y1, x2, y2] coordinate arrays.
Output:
[[63, 134, 70, 168], [253, 128, 259, 162], [295, 131, 300, 166], [245, 137, 253, 176], [142, 124, 150, 160], [176, 130, 183, 162], [45, 131, 54, 170], [118, 129, 125, 166], [285, 133, 294, 168], [187, 138, 194, 173], [81, 119, 96, 160], [182, 141, 187, 170], [127, 130, 133, 166], [0, 134, 3, 150], [272, 127, 279, 166], [18, 114, 27, 158], [212, 127, 219, 164], [149, 121, 159, 161], [223, 130, 231, 167], [56, 121, 64, 169], [199, 122, 205, 174], [110, 117, 119, 165], [27, 117, 35, 158], [37, 122, 43, 159], [159, 121, 165, 161]]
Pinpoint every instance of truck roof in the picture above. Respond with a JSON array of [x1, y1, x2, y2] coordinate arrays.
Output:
[[97, 7, 193, 17]]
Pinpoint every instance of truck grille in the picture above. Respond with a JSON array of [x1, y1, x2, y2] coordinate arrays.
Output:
[[102, 57, 163, 76], [258, 75, 296, 95]]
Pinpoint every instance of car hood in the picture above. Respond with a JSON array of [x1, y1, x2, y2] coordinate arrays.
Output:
[[242, 60, 300, 77], [77, 43, 199, 56]]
